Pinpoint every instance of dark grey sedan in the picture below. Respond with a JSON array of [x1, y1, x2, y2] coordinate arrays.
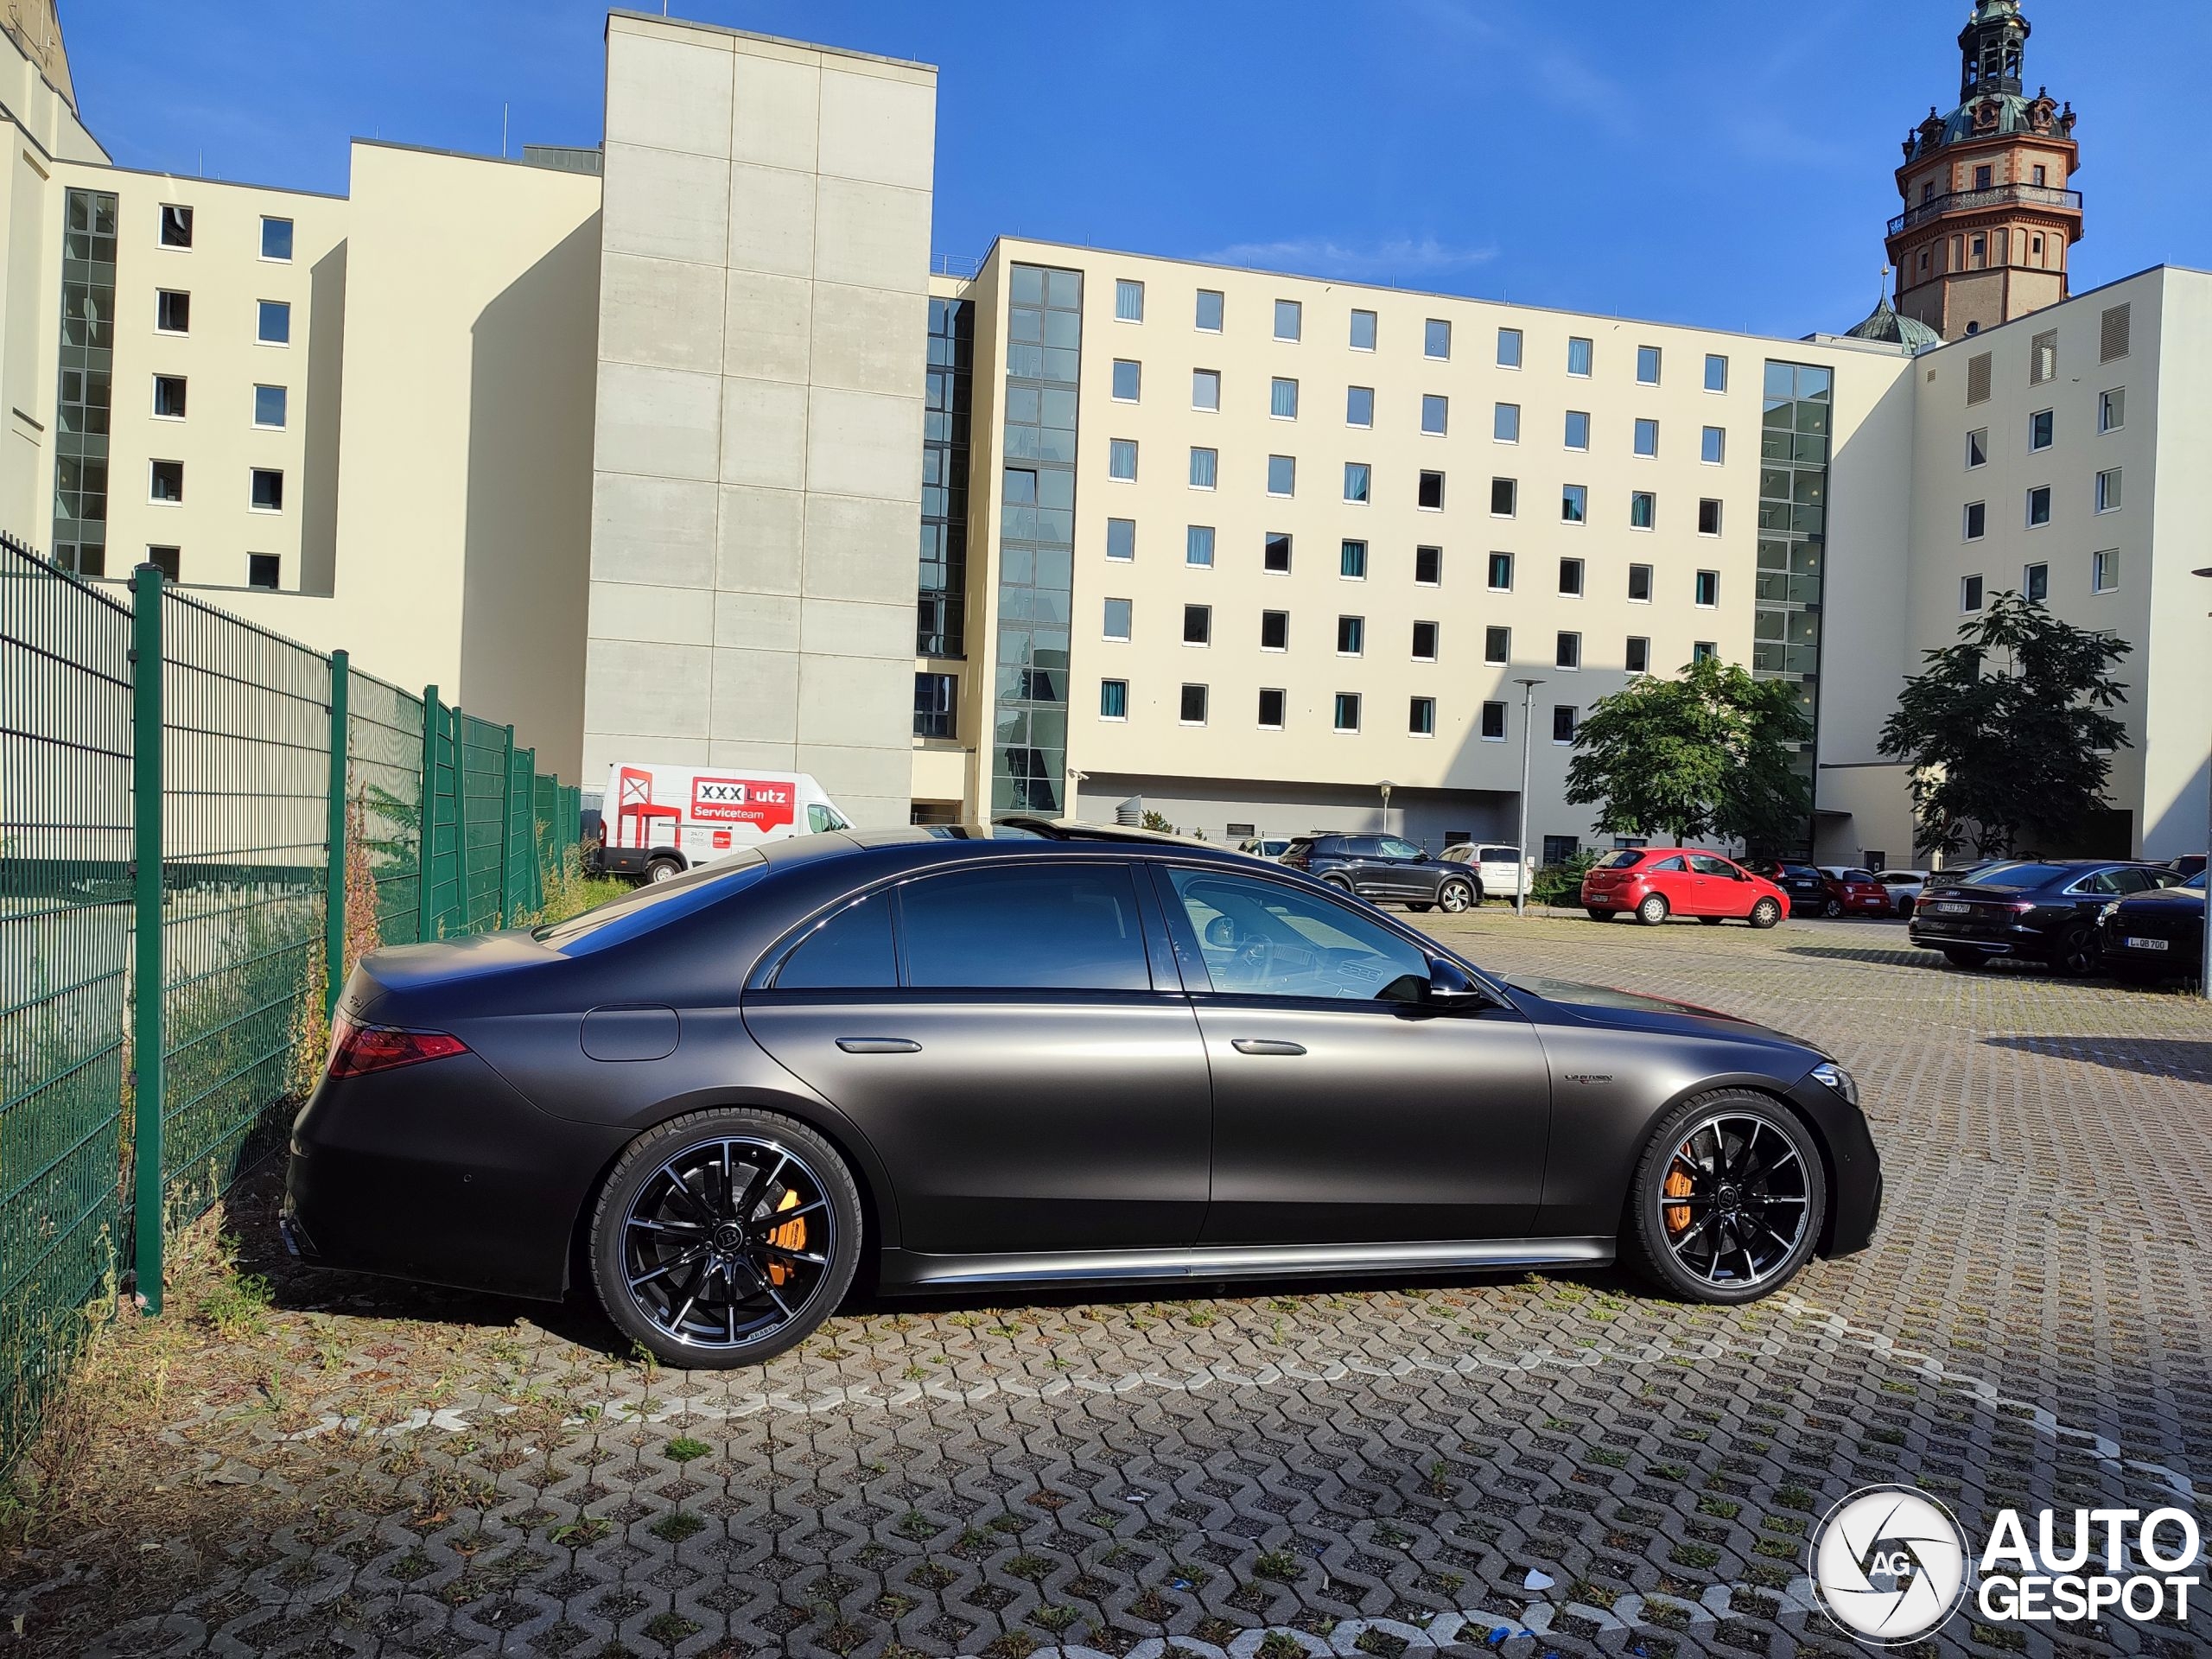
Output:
[[284, 823, 1883, 1367]]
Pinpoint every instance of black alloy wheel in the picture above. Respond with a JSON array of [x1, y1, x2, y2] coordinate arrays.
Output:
[[2053, 922, 2101, 978], [1438, 880, 1475, 913], [1626, 1093, 1825, 1304]]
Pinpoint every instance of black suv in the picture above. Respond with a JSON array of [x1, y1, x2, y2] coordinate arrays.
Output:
[[1278, 835, 1478, 912], [1743, 861, 1830, 917], [1908, 859, 2183, 976]]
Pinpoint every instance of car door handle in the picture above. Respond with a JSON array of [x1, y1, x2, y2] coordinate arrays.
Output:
[[1231, 1039, 1306, 1056], [836, 1037, 920, 1054]]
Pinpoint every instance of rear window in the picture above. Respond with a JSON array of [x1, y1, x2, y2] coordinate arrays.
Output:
[[900, 865, 1152, 990], [535, 850, 770, 953], [1962, 862, 2071, 890], [1839, 869, 1876, 882], [1595, 850, 1644, 870]]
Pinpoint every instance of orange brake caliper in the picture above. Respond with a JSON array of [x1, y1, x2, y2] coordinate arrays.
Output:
[[1663, 1166, 1694, 1235], [765, 1188, 806, 1286]]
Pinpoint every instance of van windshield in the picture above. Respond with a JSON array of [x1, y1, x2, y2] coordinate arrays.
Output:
[[536, 850, 769, 953]]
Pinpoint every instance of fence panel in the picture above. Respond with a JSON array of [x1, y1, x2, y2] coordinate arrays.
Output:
[[458, 713, 507, 931], [346, 672, 423, 947], [505, 745, 538, 920], [0, 537, 133, 1471], [156, 590, 330, 1226], [417, 696, 461, 942]]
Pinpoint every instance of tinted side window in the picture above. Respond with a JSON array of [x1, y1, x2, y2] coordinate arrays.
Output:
[[1649, 856, 1688, 873], [1687, 855, 1737, 877], [900, 866, 1152, 990], [775, 892, 897, 988], [1378, 838, 1423, 860], [2107, 868, 2155, 895], [1165, 868, 1429, 1003]]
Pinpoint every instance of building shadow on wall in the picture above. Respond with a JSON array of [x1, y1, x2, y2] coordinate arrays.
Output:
[[298, 242, 347, 595]]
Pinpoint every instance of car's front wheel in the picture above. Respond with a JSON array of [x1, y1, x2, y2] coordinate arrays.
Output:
[[1624, 1092, 1826, 1304], [1637, 893, 1670, 926], [588, 1109, 861, 1368], [1749, 897, 1783, 931], [1437, 879, 1475, 913], [1585, 908, 1616, 922], [1822, 897, 1845, 918], [2052, 923, 2101, 978]]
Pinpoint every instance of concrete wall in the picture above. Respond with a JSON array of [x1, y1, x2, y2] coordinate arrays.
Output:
[[2143, 270, 2212, 862], [581, 14, 936, 827]]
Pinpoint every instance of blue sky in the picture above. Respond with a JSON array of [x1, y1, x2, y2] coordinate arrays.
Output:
[[65, 2, 2209, 340]]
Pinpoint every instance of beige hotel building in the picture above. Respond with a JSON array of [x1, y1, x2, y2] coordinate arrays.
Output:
[[2, 0, 2205, 862]]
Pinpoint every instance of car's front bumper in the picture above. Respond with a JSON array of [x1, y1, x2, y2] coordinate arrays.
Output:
[[1785, 1071, 1883, 1257]]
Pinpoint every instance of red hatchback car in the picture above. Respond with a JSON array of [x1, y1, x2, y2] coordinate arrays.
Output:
[[1817, 867, 1894, 919], [1581, 849, 1789, 928]]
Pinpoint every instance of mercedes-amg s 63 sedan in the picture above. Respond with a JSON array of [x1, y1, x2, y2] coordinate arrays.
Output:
[[283, 823, 1882, 1366]]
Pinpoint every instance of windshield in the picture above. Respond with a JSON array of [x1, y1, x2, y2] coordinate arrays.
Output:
[[1957, 862, 2071, 890], [535, 851, 770, 952], [1595, 850, 1643, 870], [2178, 872, 2207, 893]]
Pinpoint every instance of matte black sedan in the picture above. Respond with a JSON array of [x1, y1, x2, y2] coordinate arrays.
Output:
[[283, 824, 1883, 1367], [1278, 833, 1478, 912], [1908, 859, 2182, 975], [2096, 870, 2205, 982]]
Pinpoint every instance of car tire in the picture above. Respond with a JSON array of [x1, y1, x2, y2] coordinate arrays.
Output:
[[1941, 948, 1990, 969], [1637, 893, 1670, 926], [1321, 875, 1353, 893], [2053, 923, 2101, 978], [1822, 898, 1845, 919], [1700, 917, 1724, 926], [1586, 909, 1616, 922], [1406, 902, 1433, 912], [1749, 897, 1783, 931], [1622, 1090, 1827, 1305], [588, 1108, 862, 1369], [645, 856, 684, 885], [1438, 880, 1475, 914]]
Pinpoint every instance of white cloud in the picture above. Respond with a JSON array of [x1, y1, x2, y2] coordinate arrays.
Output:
[[1198, 236, 1499, 283]]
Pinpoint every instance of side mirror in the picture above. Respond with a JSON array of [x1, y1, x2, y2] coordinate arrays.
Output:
[[1203, 915, 1236, 949], [1425, 957, 1487, 1007]]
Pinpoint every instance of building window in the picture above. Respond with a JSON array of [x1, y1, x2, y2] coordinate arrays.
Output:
[[1560, 484, 1587, 524], [248, 553, 280, 590], [2029, 408, 2053, 451], [1630, 491, 1656, 530], [1704, 354, 1728, 393], [250, 467, 285, 512], [1333, 693, 1361, 733], [1257, 687, 1285, 728], [1180, 683, 1208, 725], [2092, 549, 2119, 594], [1625, 635, 1650, 674], [1417, 470, 1445, 511], [257, 300, 291, 345], [1633, 418, 1659, 459], [1106, 518, 1135, 561], [1183, 604, 1211, 645], [53, 188, 118, 577], [1109, 439, 1138, 481], [914, 672, 958, 739], [1555, 631, 1581, 671], [1974, 163, 1993, 191], [153, 375, 187, 419], [2032, 164, 2048, 188], [1103, 597, 1132, 639], [2024, 562, 2050, 602], [1700, 426, 1726, 465], [1694, 569, 1719, 607], [2099, 388, 2125, 433], [1497, 327, 1523, 368], [147, 545, 180, 581], [1491, 478, 1516, 518], [1412, 620, 1438, 661], [1486, 552, 1514, 592], [1961, 574, 1985, 613], [156, 289, 190, 333], [1628, 563, 1652, 602], [1558, 556, 1584, 597], [1414, 545, 1441, 586], [2101, 303, 2133, 363], [1192, 368, 1220, 410], [1494, 403, 1520, 443], [1484, 626, 1510, 665], [1100, 679, 1128, 720], [1424, 318, 1452, 359], [1346, 385, 1374, 427], [1274, 298, 1301, 341], [1350, 308, 1377, 351], [1564, 410, 1591, 450], [1542, 834, 1581, 865], [253, 384, 286, 428], [159, 203, 193, 248], [2026, 485, 2052, 527], [1261, 610, 1289, 650], [261, 217, 294, 262], [1337, 615, 1365, 656], [1189, 446, 1217, 489], [1186, 524, 1215, 566], [1115, 278, 1144, 321], [1697, 498, 1723, 536], [1693, 641, 1718, 664], [1195, 289, 1224, 331], [2031, 329, 2057, 385], [1340, 539, 1368, 580], [1111, 359, 1141, 402], [1552, 706, 1578, 744], [1964, 501, 1987, 540], [1967, 429, 1988, 468], [1409, 696, 1436, 736], [1636, 344, 1661, 385], [1567, 337, 1593, 377], [1421, 394, 1448, 436], [149, 460, 183, 503], [1480, 701, 1507, 741], [2095, 468, 2122, 513], [1269, 377, 1300, 420], [1264, 531, 1293, 572], [1344, 462, 1370, 505]]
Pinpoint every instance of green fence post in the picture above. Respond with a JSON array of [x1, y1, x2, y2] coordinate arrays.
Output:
[[496, 724, 514, 928], [324, 650, 349, 1017], [130, 564, 166, 1314], [416, 686, 438, 943], [451, 703, 467, 935]]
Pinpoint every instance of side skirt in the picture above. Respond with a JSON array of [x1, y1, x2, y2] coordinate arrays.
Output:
[[876, 1236, 1615, 1293]]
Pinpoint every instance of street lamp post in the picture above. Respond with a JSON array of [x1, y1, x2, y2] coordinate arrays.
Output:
[[1379, 779, 1394, 838], [1514, 678, 1545, 918], [2194, 567, 2211, 999]]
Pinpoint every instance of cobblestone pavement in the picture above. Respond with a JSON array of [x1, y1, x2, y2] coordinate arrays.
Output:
[[6, 914, 2211, 1659]]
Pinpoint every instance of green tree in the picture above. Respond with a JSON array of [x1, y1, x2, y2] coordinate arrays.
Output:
[[1877, 590, 2131, 859], [1564, 657, 1814, 849]]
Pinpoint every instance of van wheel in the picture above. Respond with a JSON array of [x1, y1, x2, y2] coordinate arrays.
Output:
[[645, 856, 683, 884]]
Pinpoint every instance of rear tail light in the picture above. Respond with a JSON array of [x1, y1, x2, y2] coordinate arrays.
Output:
[[327, 1011, 468, 1078]]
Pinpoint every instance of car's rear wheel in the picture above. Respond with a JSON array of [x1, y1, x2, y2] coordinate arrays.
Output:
[[2052, 923, 2101, 978], [588, 1109, 861, 1368], [1749, 897, 1783, 931], [1941, 948, 1990, 969], [645, 855, 683, 884], [1406, 902, 1433, 912], [1438, 880, 1475, 913], [1637, 893, 1669, 926], [1624, 1092, 1826, 1305], [1585, 908, 1616, 922]]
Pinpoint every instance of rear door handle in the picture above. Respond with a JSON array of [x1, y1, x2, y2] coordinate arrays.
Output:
[[836, 1037, 920, 1054], [1231, 1039, 1306, 1057]]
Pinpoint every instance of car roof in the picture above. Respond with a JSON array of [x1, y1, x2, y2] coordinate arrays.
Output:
[[760, 820, 1261, 871]]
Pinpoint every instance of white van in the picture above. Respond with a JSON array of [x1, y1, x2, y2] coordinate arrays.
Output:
[[592, 762, 853, 882], [1440, 842, 1533, 901]]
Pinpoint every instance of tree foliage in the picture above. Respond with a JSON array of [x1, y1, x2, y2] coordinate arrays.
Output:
[[1877, 590, 2131, 858], [1564, 657, 1814, 849]]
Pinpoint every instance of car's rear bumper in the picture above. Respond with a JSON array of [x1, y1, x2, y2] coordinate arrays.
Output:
[[1908, 918, 2044, 956]]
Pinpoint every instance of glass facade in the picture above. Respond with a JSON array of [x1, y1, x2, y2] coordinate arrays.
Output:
[[918, 296, 974, 658], [992, 264, 1082, 815], [53, 189, 118, 576], [1754, 359, 1834, 851]]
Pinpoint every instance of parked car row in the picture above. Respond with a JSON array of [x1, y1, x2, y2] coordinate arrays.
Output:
[[1267, 835, 1532, 909], [1908, 859, 2204, 982]]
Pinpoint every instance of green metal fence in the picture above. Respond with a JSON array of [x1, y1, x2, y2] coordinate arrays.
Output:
[[0, 537, 579, 1474]]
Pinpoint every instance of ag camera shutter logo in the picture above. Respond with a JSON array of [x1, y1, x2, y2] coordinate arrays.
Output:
[[1809, 1485, 1969, 1644]]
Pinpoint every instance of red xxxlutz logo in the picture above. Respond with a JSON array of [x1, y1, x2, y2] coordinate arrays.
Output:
[[690, 777, 794, 830]]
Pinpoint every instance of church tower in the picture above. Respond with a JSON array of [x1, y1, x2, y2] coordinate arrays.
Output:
[[1885, 0, 2082, 340]]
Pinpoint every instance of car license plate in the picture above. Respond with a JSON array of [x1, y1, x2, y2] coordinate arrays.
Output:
[[1931, 901, 1969, 914], [2125, 937, 2169, 952]]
